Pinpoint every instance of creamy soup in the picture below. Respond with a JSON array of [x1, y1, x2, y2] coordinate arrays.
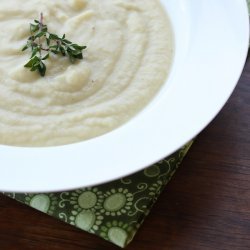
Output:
[[0, 0, 173, 146]]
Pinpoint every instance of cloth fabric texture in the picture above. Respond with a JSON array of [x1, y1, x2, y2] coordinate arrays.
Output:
[[5, 143, 192, 248]]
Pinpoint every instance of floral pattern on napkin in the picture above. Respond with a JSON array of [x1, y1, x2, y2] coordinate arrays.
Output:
[[5, 142, 192, 248]]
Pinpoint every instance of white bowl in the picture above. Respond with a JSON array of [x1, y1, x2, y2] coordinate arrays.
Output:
[[0, 0, 249, 193]]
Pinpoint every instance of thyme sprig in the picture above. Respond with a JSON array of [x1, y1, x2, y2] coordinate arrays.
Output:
[[22, 13, 87, 77]]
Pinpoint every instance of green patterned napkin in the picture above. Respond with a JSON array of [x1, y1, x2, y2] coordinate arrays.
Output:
[[5, 142, 192, 248]]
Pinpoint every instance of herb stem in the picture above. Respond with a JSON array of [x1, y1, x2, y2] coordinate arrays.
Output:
[[38, 13, 43, 58], [22, 13, 87, 77]]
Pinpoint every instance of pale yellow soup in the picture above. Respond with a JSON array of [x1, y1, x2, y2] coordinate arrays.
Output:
[[0, 0, 173, 146]]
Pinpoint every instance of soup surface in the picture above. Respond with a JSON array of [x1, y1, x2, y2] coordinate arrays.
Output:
[[0, 0, 173, 146]]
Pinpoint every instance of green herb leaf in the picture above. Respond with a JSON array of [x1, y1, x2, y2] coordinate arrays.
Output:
[[31, 47, 38, 58], [24, 56, 39, 68], [49, 33, 59, 40], [62, 39, 72, 44], [38, 61, 46, 76], [22, 45, 29, 51], [51, 50, 59, 54], [35, 31, 46, 38], [46, 38, 50, 46], [42, 53, 49, 60], [30, 23, 39, 33], [22, 13, 87, 77]]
